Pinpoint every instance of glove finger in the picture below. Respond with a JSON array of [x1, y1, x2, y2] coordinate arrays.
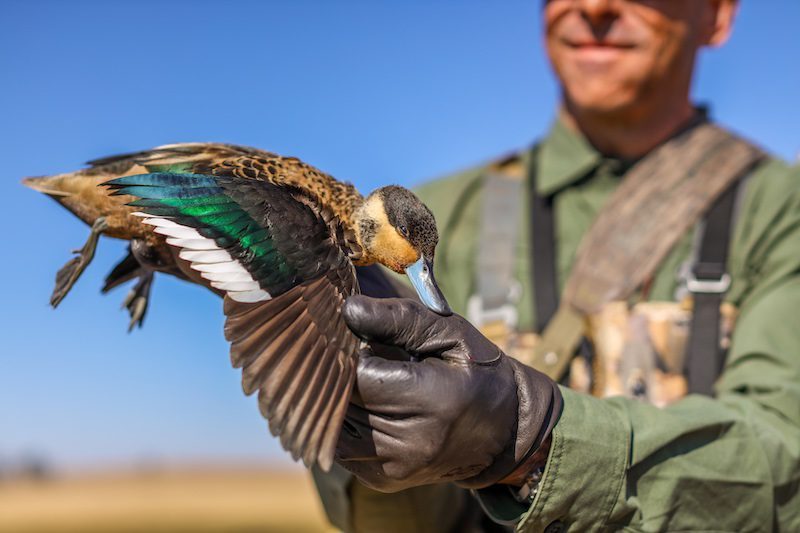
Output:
[[354, 347, 426, 413], [337, 415, 414, 493], [355, 349, 444, 412], [337, 418, 380, 462], [338, 408, 407, 461], [344, 402, 409, 436], [343, 295, 455, 354], [338, 407, 399, 458], [368, 340, 414, 362]]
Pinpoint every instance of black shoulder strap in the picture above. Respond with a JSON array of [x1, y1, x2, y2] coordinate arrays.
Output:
[[685, 180, 741, 396], [528, 146, 559, 333]]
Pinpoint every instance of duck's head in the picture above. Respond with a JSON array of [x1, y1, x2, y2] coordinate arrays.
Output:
[[356, 185, 451, 316]]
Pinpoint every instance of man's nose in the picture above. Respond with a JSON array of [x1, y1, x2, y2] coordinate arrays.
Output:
[[575, 0, 621, 27]]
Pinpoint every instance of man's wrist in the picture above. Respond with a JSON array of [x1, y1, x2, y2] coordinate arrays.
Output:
[[497, 433, 551, 507], [498, 433, 552, 487]]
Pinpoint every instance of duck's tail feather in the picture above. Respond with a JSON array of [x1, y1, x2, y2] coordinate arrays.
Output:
[[22, 172, 106, 227], [21, 175, 72, 198]]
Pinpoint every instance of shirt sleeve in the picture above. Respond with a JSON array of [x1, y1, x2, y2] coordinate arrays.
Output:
[[511, 170, 800, 531], [311, 464, 472, 533]]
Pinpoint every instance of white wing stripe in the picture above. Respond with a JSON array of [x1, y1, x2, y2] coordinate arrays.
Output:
[[153, 225, 205, 240], [166, 237, 219, 250], [142, 217, 185, 229], [200, 271, 254, 282], [210, 280, 263, 292], [140, 215, 271, 302], [228, 290, 272, 303], [192, 262, 249, 273], [179, 249, 232, 263]]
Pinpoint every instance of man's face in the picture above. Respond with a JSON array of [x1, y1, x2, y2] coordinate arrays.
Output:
[[544, 0, 730, 115]]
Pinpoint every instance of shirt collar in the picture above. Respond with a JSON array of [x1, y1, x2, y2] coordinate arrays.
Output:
[[535, 107, 711, 197], [536, 118, 602, 196]]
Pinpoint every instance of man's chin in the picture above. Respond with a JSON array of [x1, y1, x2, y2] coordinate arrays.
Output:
[[563, 85, 642, 117]]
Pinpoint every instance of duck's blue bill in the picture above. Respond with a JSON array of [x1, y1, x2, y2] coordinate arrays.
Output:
[[405, 256, 452, 316]]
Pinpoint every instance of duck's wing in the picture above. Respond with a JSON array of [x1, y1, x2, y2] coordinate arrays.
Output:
[[106, 171, 360, 471]]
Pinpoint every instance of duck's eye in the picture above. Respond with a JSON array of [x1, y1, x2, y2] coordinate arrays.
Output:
[[398, 225, 409, 238]]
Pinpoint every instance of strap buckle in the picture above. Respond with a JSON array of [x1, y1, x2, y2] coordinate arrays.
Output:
[[686, 271, 731, 294], [467, 280, 521, 329]]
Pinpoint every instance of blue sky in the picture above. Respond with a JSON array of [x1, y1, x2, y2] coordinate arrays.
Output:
[[2, 1, 798, 471]]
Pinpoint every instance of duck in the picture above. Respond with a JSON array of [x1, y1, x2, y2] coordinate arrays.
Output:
[[23, 142, 451, 470]]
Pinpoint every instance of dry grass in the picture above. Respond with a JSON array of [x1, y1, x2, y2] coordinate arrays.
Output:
[[0, 467, 334, 532]]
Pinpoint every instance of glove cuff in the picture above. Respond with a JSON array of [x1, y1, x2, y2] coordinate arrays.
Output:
[[459, 357, 563, 489], [505, 357, 563, 476]]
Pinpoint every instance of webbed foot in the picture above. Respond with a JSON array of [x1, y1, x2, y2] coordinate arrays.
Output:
[[50, 217, 108, 308], [123, 271, 153, 332]]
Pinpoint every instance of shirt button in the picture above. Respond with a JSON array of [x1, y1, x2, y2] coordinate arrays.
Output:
[[544, 520, 565, 533]]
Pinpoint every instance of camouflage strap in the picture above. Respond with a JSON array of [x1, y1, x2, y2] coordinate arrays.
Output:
[[531, 122, 765, 381]]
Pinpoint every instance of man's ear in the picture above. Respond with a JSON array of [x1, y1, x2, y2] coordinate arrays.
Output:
[[704, 0, 739, 47]]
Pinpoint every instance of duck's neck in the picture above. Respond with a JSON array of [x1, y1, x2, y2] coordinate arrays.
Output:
[[350, 196, 383, 267]]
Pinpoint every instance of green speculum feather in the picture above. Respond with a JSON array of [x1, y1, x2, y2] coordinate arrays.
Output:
[[196, 211, 248, 227], [159, 194, 231, 207], [112, 172, 303, 291], [173, 204, 237, 218], [239, 228, 271, 249]]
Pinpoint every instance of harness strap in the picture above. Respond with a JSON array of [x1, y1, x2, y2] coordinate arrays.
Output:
[[528, 146, 559, 333], [468, 157, 526, 329], [476, 173, 523, 319], [685, 180, 739, 395]]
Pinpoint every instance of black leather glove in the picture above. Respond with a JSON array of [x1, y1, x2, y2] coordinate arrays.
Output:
[[336, 295, 563, 493]]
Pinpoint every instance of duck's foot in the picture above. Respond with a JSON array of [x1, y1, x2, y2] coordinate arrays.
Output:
[[102, 246, 142, 294], [123, 271, 153, 332], [50, 217, 108, 308]]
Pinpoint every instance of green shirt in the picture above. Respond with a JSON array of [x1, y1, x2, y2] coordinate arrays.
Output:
[[314, 120, 800, 532]]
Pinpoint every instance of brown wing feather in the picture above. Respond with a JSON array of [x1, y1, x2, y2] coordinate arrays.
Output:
[[296, 341, 348, 466], [224, 268, 360, 471], [281, 334, 342, 460], [261, 288, 337, 427], [290, 298, 355, 465]]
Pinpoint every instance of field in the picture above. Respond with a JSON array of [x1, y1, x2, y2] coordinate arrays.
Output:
[[0, 467, 334, 532]]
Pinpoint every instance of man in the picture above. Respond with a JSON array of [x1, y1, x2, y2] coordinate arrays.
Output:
[[315, 1, 800, 531]]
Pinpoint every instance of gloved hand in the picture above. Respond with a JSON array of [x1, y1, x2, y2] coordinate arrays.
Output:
[[336, 295, 563, 493]]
